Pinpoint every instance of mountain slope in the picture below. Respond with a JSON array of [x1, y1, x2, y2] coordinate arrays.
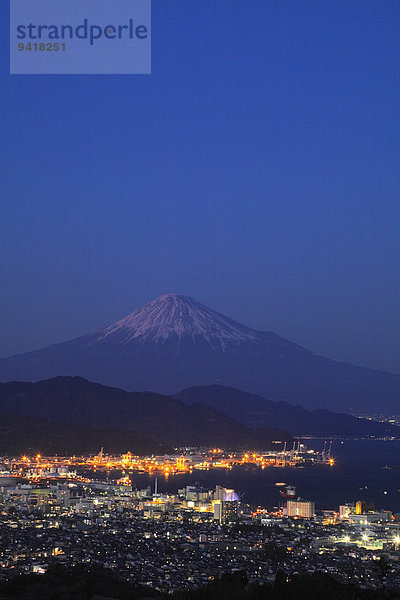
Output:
[[0, 413, 170, 456], [99, 293, 260, 349], [174, 385, 400, 438], [0, 294, 399, 413], [0, 377, 292, 450]]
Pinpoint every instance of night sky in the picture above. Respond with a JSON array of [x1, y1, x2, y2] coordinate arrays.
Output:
[[1, 1, 399, 374]]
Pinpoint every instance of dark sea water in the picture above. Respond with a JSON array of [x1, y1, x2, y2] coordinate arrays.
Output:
[[116, 440, 400, 513]]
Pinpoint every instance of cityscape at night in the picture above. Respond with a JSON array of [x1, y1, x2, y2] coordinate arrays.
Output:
[[2, 444, 400, 594], [1, 0, 399, 598]]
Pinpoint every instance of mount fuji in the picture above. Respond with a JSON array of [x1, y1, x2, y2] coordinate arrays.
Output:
[[1, 293, 399, 413]]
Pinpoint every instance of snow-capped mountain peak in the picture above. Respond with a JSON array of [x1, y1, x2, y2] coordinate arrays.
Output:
[[98, 293, 260, 349]]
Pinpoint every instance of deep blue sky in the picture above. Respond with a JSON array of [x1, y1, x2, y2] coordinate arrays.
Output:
[[1, 1, 399, 373]]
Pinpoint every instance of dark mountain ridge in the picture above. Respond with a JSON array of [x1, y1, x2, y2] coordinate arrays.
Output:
[[0, 413, 170, 456], [1, 294, 399, 413], [0, 377, 292, 451], [174, 385, 400, 438]]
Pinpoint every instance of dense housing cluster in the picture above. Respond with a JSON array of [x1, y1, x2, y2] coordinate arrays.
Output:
[[1, 452, 400, 593]]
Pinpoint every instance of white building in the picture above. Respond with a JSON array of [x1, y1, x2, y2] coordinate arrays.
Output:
[[286, 500, 315, 518]]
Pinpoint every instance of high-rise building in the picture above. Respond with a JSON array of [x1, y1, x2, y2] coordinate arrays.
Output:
[[222, 500, 238, 524], [213, 485, 239, 502], [213, 500, 239, 524], [214, 485, 226, 501], [339, 503, 355, 519], [286, 500, 315, 518], [213, 500, 222, 522]]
